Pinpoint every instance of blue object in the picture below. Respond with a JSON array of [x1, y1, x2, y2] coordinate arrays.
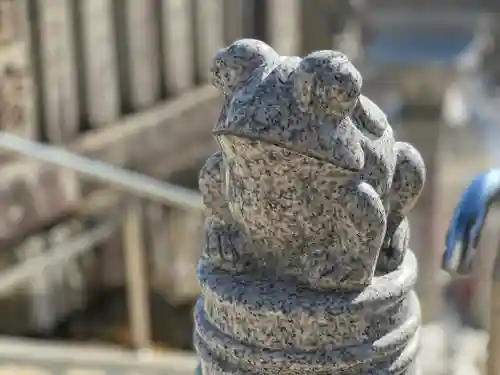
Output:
[[443, 169, 500, 275]]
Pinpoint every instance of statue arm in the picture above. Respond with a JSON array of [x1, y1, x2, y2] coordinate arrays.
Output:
[[379, 142, 425, 271], [199, 151, 232, 222]]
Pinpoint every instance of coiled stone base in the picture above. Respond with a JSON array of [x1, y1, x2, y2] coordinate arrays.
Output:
[[194, 251, 420, 375]]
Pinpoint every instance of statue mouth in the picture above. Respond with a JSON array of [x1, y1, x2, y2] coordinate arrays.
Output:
[[214, 130, 364, 172]]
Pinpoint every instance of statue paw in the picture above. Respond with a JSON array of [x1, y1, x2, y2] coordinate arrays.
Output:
[[199, 151, 232, 222]]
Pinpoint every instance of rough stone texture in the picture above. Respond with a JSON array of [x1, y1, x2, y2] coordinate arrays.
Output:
[[195, 39, 426, 374], [0, 0, 37, 139]]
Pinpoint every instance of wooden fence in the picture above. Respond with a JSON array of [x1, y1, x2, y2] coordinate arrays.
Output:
[[1, 0, 300, 144], [0, 0, 303, 336], [0, 0, 302, 240], [0, 0, 302, 205]]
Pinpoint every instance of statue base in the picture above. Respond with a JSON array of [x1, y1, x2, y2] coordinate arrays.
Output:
[[194, 251, 421, 375]]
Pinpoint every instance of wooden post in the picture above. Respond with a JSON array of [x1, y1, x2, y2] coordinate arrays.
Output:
[[122, 197, 152, 351], [266, 0, 300, 55], [123, 0, 161, 109], [403, 116, 443, 323], [0, 0, 38, 140], [222, 0, 245, 44], [160, 0, 195, 95], [193, 0, 224, 83], [37, 0, 80, 143], [79, 0, 120, 127]]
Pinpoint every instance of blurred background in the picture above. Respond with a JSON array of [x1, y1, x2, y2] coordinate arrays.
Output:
[[0, 0, 500, 374]]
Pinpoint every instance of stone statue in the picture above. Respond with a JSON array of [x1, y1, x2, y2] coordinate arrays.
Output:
[[195, 39, 426, 375]]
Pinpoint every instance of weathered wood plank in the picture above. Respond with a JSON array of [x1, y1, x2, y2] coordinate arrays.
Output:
[[0, 84, 217, 248], [122, 198, 152, 350], [0, 336, 197, 375], [160, 207, 203, 304], [0, 0, 21, 45], [0, 49, 32, 136], [300, 0, 337, 54], [124, 0, 161, 109], [79, 0, 120, 127], [69, 85, 219, 175], [222, 0, 246, 44], [160, 0, 195, 95], [0, 187, 126, 335], [266, 0, 301, 55], [0, 0, 37, 140], [0, 87, 218, 306], [193, 0, 224, 82], [0, 220, 110, 333], [0, 161, 81, 246], [70, 86, 219, 306], [0, 0, 59, 244], [0, 133, 204, 214], [37, 0, 80, 143]]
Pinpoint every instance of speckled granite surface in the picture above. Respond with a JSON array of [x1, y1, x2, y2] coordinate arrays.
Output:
[[195, 39, 426, 374]]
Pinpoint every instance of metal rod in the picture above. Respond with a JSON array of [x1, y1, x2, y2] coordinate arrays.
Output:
[[0, 221, 115, 295], [0, 132, 203, 211], [122, 198, 152, 351]]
